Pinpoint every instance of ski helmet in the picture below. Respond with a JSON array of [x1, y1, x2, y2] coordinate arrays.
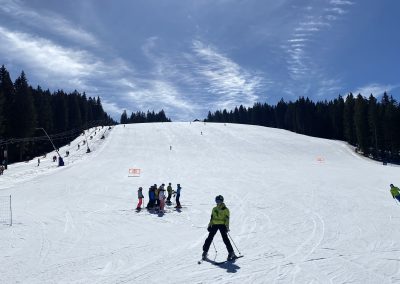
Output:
[[215, 195, 224, 203]]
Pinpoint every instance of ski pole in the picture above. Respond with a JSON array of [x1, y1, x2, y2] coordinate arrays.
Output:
[[212, 241, 217, 253], [227, 232, 241, 255]]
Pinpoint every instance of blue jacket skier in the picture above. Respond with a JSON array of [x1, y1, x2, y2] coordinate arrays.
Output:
[[175, 184, 182, 208]]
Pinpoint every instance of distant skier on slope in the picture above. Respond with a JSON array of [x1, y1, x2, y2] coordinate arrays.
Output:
[[136, 187, 144, 210], [202, 195, 237, 261], [390, 184, 400, 202]]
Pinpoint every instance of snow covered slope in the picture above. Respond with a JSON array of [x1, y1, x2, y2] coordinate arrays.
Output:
[[1, 122, 400, 283]]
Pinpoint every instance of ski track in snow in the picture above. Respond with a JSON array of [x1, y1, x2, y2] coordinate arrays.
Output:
[[1, 123, 400, 283]]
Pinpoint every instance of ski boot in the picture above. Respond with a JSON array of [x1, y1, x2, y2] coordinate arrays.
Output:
[[227, 251, 237, 261], [202, 251, 208, 260]]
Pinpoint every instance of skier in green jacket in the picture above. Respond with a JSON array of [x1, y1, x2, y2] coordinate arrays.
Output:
[[390, 184, 400, 202], [202, 195, 236, 261], [166, 183, 173, 204]]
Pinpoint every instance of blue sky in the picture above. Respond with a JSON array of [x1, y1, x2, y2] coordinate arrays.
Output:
[[0, 0, 399, 121]]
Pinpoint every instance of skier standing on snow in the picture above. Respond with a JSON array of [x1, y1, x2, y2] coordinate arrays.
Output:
[[390, 184, 400, 202], [154, 184, 160, 209], [175, 184, 182, 208], [159, 186, 166, 212], [147, 186, 156, 209], [167, 183, 173, 204], [202, 195, 236, 261], [136, 187, 144, 210]]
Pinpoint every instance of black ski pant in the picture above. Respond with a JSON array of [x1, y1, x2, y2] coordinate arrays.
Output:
[[202, 224, 233, 253]]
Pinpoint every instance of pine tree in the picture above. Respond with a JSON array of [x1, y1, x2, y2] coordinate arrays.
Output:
[[68, 91, 82, 129], [33, 87, 53, 133], [329, 96, 344, 140], [381, 93, 399, 159], [343, 93, 356, 145], [53, 91, 69, 132], [275, 99, 287, 129], [12, 71, 36, 138], [79, 92, 89, 126], [11, 72, 37, 160], [367, 95, 380, 158], [120, 110, 128, 124], [354, 94, 369, 154], [0, 65, 15, 138], [0, 89, 4, 137]]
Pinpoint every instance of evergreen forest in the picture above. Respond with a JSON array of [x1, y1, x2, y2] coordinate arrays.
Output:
[[120, 109, 171, 124], [0, 65, 115, 165], [205, 94, 400, 163]]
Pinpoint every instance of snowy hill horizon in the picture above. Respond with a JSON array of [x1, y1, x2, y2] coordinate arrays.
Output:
[[1, 122, 400, 283]]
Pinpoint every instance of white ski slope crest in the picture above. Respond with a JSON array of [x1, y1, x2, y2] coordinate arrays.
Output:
[[1, 122, 400, 283]]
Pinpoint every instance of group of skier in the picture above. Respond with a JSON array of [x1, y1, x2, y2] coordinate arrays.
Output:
[[136, 183, 182, 212]]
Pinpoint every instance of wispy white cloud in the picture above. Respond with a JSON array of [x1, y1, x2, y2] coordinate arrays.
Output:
[[101, 100, 125, 118], [352, 83, 399, 98], [139, 38, 265, 112], [284, 1, 354, 94], [330, 0, 354, 5], [325, 7, 347, 15], [191, 40, 263, 109], [127, 80, 195, 112], [316, 78, 343, 97], [0, 0, 98, 46], [0, 25, 162, 120], [0, 26, 100, 88]]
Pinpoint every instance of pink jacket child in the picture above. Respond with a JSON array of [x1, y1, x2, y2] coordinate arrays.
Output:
[[137, 187, 144, 210]]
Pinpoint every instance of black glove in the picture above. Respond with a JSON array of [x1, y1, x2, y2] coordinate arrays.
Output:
[[207, 225, 212, 232]]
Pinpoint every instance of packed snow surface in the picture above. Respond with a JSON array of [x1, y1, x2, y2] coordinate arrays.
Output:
[[1, 122, 400, 283]]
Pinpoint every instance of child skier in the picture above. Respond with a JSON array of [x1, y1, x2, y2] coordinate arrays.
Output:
[[137, 187, 144, 210], [390, 184, 400, 202], [202, 195, 237, 261]]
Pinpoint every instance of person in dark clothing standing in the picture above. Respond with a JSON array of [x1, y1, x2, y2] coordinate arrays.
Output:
[[202, 195, 236, 261], [175, 184, 182, 208]]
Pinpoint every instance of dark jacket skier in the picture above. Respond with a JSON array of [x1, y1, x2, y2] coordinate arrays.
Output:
[[175, 184, 182, 208]]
